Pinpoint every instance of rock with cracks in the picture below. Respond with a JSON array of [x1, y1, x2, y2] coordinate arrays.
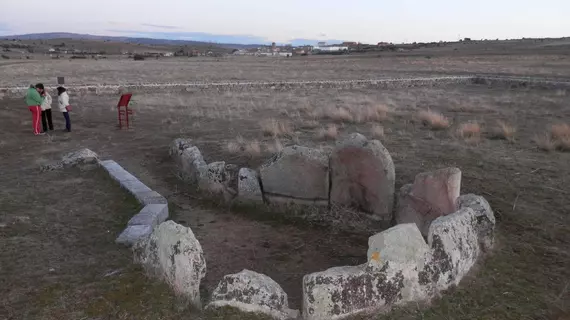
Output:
[[207, 269, 299, 320], [396, 167, 461, 236], [41, 148, 99, 171], [198, 161, 237, 201], [303, 223, 433, 320], [260, 145, 329, 205], [133, 221, 207, 309], [329, 133, 395, 221], [420, 207, 480, 292], [456, 194, 496, 252], [237, 168, 263, 203], [170, 138, 207, 184]]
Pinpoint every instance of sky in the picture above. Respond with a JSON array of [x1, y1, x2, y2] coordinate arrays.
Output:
[[0, 0, 569, 44]]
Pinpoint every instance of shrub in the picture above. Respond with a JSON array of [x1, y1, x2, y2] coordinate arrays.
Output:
[[133, 54, 145, 61], [490, 121, 516, 141], [1, 54, 9, 59], [418, 110, 450, 130]]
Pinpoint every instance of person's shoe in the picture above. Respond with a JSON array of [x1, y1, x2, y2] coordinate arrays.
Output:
[[37, 132, 46, 136]]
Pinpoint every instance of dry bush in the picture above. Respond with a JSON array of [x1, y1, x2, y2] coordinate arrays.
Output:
[[550, 124, 570, 140], [300, 120, 320, 129], [370, 124, 385, 139], [266, 139, 284, 154], [490, 121, 516, 141], [225, 141, 242, 154], [260, 118, 292, 137], [558, 136, 570, 151], [244, 140, 262, 157], [327, 107, 354, 123], [317, 124, 339, 140], [535, 133, 557, 152], [458, 122, 481, 142], [418, 110, 450, 130]]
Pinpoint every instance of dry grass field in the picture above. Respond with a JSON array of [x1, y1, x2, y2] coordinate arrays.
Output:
[[1, 52, 570, 87], [1, 52, 570, 320]]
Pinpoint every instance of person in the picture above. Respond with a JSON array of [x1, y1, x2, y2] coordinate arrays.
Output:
[[57, 86, 71, 132], [25, 84, 45, 135], [40, 89, 54, 132]]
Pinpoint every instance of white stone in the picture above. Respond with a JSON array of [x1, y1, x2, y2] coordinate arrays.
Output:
[[456, 194, 495, 252], [116, 225, 152, 246], [133, 221, 207, 309], [367, 223, 430, 266], [237, 168, 263, 203], [128, 204, 169, 228], [134, 190, 168, 206], [260, 145, 329, 204], [425, 207, 480, 291], [170, 139, 207, 184], [207, 269, 299, 320]]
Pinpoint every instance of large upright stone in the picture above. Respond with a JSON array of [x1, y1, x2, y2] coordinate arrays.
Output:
[[419, 207, 480, 291], [330, 133, 395, 220], [457, 194, 495, 252], [396, 167, 461, 236], [169, 138, 207, 183], [260, 146, 329, 205], [303, 224, 432, 320], [237, 168, 263, 203], [207, 269, 299, 320], [133, 221, 206, 309]]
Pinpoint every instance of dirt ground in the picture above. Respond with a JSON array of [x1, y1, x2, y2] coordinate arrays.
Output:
[[1, 55, 569, 320]]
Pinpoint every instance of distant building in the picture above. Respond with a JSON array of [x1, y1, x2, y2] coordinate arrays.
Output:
[[317, 41, 326, 47]]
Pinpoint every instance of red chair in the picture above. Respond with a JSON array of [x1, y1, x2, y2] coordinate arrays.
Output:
[[117, 93, 133, 129]]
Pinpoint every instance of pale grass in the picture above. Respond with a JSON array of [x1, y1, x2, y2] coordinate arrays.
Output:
[[535, 133, 557, 152], [418, 110, 450, 130], [327, 107, 354, 123], [550, 124, 570, 140], [260, 118, 292, 137], [266, 139, 284, 154], [244, 140, 262, 157], [491, 121, 516, 141], [370, 124, 385, 139], [458, 122, 481, 139], [317, 124, 339, 140], [225, 141, 242, 154], [300, 120, 320, 129]]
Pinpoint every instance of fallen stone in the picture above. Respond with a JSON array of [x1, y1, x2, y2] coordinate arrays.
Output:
[[237, 168, 263, 203], [260, 145, 329, 205], [457, 194, 495, 252], [207, 269, 299, 320], [330, 133, 395, 220], [420, 207, 480, 291], [134, 221, 207, 309], [367, 223, 430, 265], [396, 167, 461, 236], [116, 225, 152, 246], [41, 148, 99, 171], [128, 204, 169, 228]]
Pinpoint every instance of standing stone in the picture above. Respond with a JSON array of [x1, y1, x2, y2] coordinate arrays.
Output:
[[133, 221, 206, 309], [207, 269, 299, 320], [330, 133, 395, 220], [457, 194, 495, 252], [170, 138, 207, 183], [303, 223, 433, 320], [420, 207, 480, 291], [260, 146, 329, 205], [396, 167, 461, 236], [237, 168, 263, 203]]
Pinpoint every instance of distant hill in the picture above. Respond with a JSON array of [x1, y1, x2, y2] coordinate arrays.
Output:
[[0, 32, 347, 48], [0, 32, 261, 49]]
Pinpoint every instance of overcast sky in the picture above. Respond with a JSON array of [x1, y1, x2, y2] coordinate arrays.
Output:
[[1, 0, 568, 44]]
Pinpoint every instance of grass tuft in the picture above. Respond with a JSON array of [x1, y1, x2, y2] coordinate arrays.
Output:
[[418, 110, 450, 130]]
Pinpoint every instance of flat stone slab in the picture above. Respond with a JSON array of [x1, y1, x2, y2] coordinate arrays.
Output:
[[128, 204, 169, 228], [330, 133, 395, 221], [260, 145, 329, 203], [134, 191, 168, 206], [116, 225, 152, 246]]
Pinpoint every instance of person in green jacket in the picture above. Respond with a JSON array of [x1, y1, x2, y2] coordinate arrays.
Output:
[[25, 84, 45, 135]]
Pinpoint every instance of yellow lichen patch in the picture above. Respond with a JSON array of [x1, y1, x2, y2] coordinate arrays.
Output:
[[370, 251, 381, 262]]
